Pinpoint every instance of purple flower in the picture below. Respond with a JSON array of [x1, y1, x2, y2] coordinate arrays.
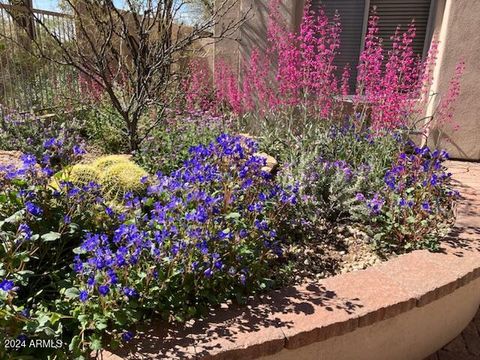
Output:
[[21, 154, 37, 168], [79, 290, 88, 302], [367, 193, 384, 214], [25, 202, 43, 217], [122, 331, 134, 342], [105, 207, 115, 218], [355, 193, 365, 202], [204, 268, 213, 278], [123, 287, 139, 299], [73, 144, 86, 156], [421, 201, 431, 212], [18, 223, 32, 240], [0, 279, 15, 292], [98, 285, 110, 297], [43, 138, 57, 149]]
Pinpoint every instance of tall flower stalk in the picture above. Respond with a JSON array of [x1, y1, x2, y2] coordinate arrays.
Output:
[[184, 1, 463, 136]]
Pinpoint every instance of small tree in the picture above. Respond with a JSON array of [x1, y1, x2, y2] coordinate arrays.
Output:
[[2, 0, 244, 152]]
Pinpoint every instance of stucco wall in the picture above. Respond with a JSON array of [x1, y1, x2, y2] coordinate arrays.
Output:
[[426, 0, 480, 160], [214, 0, 304, 75]]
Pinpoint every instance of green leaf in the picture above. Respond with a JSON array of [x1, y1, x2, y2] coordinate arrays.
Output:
[[69, 335, 81, 352], [225, 212, 241, 220], [3, 209, 25, 225], [17, 270, 34, 276], [78, 314, 89, 328], [64, 287, 80, 299], [41, 232, 61, 242], [95, 321, 108, 331], [72, 247, 86, 255], [49, 312, 63, 325], [89, 335, 103, 351]]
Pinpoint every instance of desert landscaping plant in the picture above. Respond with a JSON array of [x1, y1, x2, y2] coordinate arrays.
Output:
[[1, 0, 246, 151], [0, 0, 465, 358]]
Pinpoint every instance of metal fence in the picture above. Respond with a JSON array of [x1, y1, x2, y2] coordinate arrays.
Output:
[[0, 3, 79, 111]]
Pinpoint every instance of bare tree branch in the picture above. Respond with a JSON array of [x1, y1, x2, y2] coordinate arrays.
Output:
[[0, 0, 246, 151]]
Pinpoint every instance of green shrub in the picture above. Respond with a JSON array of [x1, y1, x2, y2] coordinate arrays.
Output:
[[0, 110, 85, 161], [0, 149, 114, 359], [70, 134, 297, 353], [134, 111, 227, 174]]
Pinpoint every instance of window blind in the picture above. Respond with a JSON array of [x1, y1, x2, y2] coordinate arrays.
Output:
[[311, 0, 433, 93], [370, 0, 433, 57]]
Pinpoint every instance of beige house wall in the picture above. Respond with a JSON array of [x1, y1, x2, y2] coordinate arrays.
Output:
[[426, 0, 480, 160], [214, 0, 304, 76], [214, 0, 480, 161]]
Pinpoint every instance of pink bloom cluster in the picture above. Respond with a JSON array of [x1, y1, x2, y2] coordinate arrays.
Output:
[[356, 14, 425, 130], [185, 0, 343, 116], [435, 59, 465, 132], [183, 59, 215, 112], [183, 1, 464, 133], [78, 73, 104, 103]]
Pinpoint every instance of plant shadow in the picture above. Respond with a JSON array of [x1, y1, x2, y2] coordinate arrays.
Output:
[[106, 283, 363, 359]]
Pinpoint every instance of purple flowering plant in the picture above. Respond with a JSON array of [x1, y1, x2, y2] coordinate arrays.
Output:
[[134, 109, 229, 174], [0, 140, 116, 358], [299, 157, 369, 223], [0, 108, 86, 162], [356, 145, 458, 252], [71, 134, 297, 350]]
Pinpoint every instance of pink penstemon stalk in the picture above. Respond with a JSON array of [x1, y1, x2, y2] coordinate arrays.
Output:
[[356, 14, 427, 131], [78, 72, 104, 103], [184, 59, 215, 112], [214, 59, 244, 114], [375, 23, 420, 130], [435, 60, 465, 133], [299, 3, 341, 117], [354, 12, 383, 129], [266, 0, 301, 108]]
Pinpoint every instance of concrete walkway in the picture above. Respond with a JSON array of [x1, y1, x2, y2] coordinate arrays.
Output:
[[426, 161, 480, 360], [427, 309, 480, 360]]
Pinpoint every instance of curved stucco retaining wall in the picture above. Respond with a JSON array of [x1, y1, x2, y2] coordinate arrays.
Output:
[[262, 277, 480, 360]]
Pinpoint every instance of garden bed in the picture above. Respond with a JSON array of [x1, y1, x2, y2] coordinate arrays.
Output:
[[0, 1, 469, 357], [100, 161, 480, 360]]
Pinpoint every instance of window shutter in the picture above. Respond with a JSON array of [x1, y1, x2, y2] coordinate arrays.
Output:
[[311, 0, 366, 92], [369, 0, 433, 57]]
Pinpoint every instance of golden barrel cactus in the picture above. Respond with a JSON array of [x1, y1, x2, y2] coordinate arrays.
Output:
[[99, 162, 148, 200], [91, 155, 132, 172], [69, 164, 101, 186]]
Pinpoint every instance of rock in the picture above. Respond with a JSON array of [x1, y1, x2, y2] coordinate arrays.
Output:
[[238, 133, 257, 140], [237, 133, 278, 174], [0, 151, 23, 173], [0, 151, 23, 181], [255, 152, 278, 173], [0, 150, 23, 168]]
